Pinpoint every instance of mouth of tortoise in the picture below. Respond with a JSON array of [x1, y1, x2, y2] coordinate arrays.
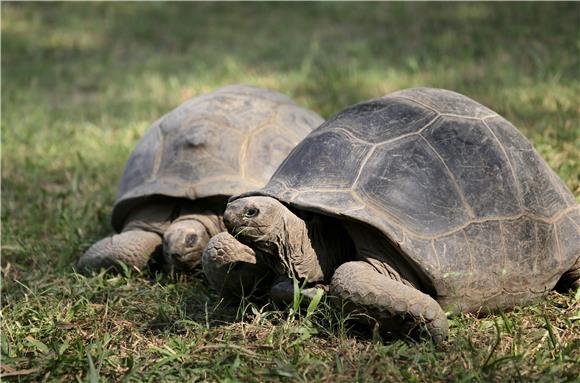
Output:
[[182, 248, 202, 259], [169, 248, 202, 264]]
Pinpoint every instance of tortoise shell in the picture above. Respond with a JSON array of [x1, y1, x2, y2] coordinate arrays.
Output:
[[239, 88, 579, 312], [112, 84, 323, 232]]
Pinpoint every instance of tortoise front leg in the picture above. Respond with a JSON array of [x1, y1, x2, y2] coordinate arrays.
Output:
[[77, 230, 162, 275], [203, 233, 327, 305], [202, 232, 273, 299], [330, 261, 448, 344]]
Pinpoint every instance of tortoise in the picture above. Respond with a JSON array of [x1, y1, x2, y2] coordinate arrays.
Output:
[[77, 84, 323, 275], [202, 87, 580, 343]]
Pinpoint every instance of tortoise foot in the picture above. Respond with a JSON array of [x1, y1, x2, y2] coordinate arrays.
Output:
[[202, 232, 273, 299], [331, 261, 448, 345], [77, 230, 162, 275]]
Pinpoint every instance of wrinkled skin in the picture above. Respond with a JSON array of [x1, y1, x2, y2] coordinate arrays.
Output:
[[202, 232, 274, 298], [203, 196, 449, 344], [202, 232, 327, 304], [223, 197, 333, 283], [202, 196, 335, 304]]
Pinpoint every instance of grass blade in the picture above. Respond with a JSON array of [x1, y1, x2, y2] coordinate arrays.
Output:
[[86, 348, 99, 383], [306, 288, 324, 318], [292, 277, 300, 314]]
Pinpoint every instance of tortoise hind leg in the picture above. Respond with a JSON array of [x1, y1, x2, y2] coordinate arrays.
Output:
[[555, 257, 580, 292], [76, 230, 162, 275], [330, 261, 448, 344]]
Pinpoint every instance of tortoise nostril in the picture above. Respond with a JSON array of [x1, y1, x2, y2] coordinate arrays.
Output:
[[171, 253, 181, 259]]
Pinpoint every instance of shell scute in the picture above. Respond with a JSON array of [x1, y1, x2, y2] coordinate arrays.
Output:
[[485, 116, 574, 217], [392, 88, 496, 118], [324, 97, 437, 144], [274, 130, 371, 190], [422, 116, 521, 219], [357, 135, 469, 236]]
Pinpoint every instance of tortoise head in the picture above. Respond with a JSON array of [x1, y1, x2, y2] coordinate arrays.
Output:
[[223, 196, 327, 282], [162, 220, 210, 272], [223, 196, 286, 254]]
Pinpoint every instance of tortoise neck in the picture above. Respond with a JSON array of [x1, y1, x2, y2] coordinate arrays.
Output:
[[273, 210, 353, 284], [303, 214, 355, 283]]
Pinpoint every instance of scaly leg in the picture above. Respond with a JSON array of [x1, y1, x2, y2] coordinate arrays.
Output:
[[202, 232, 273, 299], [331, 261, 448, 344], [77, 230, 162, 275]]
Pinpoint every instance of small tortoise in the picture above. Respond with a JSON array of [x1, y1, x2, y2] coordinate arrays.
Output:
[[203, 88, 580, 343], [77, 84, 323, 274]]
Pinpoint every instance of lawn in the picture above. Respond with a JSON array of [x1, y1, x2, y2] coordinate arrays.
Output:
[[1, 3, 579, 382]]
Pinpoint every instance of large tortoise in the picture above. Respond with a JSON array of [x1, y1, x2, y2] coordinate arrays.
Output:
[[203, 87, 580, 343], [77, 84, 323, 274]]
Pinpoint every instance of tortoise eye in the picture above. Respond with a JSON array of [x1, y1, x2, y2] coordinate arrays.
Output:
[[244, 207, 259, 218], [186, 234, 198, 247]]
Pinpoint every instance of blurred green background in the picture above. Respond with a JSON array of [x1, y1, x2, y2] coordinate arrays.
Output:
[[1, 3, 579, 381]]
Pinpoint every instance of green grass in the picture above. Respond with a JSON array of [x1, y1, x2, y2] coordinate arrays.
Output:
[[2, 3, 579, 381]]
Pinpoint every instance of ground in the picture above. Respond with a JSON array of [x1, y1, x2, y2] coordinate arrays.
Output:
[[1, 3, 579, 382]]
